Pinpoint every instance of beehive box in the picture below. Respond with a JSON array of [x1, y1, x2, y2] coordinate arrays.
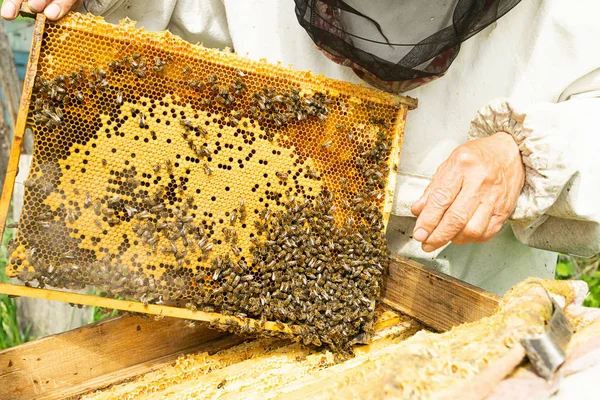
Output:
[[0, 12, 416, 352], [4, 274, 586, 400]]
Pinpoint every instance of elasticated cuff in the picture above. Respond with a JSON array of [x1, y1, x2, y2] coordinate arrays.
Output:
[[468, 99, 571, 221]]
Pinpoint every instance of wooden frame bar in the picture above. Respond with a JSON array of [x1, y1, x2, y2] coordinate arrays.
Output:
[[0, 282, 295, 334], [0, 256, 500, 336], [0, 13, 45, 239]]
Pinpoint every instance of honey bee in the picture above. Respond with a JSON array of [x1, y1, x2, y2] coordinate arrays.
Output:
[[136, 211, 151, 220], [61, 250, 76, 261], [197, 146, 210, 158], [127, 177, 140, 187], [203, 163, 212, 176], [93, 202, 101, 216], [275, 172, 288, 180], [197, 236, 207, 249], [306, 166, 319, 179], [212, 268, 221, 281], [208, 73, 218, 83], [116, 90, 123, 105], [321, 140, 332, 149], [124, 205, 137, 217], [37, 221, 51, 229], [150, 204, 165, 213], [184, 320, 196, 329], [65, 209, 76, 223], [340, 177, 348, 188], [84, 192, 92, 208]]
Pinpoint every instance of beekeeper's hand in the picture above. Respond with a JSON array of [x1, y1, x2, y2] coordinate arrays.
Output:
[[1, 0, 82, 21], [410, 132, 525, 252]]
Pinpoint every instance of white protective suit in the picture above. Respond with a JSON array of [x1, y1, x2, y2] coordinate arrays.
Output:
[[80, 0, 600, 295]]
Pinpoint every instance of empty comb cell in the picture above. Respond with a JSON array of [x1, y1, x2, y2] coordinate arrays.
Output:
[[2, 12, 416, 353]]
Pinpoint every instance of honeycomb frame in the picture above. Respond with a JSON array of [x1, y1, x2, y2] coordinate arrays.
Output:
[[0, 12, 416, 352]]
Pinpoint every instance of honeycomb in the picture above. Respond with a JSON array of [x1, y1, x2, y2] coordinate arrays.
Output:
[[4, 12, 414, 352]]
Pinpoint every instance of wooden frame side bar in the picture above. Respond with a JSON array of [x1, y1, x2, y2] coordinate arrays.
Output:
[[0, 14, 46, 238], [0, 256, 501, 336], [0, 282, 295, 334]]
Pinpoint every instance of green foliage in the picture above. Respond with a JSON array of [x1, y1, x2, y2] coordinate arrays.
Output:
[[555, 259, 575, 279], [580, 271, 600, 308], [88, 291, 119, 324], [555, 254, 600, 308], [0, 223, 32, 349]]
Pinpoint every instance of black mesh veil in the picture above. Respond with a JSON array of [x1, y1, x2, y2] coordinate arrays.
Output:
[[294, 0, 522, 87]]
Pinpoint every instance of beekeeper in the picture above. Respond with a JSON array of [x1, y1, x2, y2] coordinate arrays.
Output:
[[3, 0, 599, 296]]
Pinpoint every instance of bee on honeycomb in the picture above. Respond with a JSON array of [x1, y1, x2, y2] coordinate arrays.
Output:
[[5, 13, 413, 353]]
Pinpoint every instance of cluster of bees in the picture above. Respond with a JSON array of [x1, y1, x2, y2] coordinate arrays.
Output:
[[7, 21, 401, 353], [205, 134, 391, 351]]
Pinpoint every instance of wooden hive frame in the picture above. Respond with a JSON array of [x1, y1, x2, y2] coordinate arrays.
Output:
[[0, 11, 418, 348]]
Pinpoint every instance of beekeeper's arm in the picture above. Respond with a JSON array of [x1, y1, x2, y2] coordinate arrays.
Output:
[[413, 69, 600, 257]]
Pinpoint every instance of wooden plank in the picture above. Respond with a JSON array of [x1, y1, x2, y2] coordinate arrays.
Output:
[[0, 314, 245, 400], [383, 256, 501, 332], [0, 14, 45, 240], [0, 311, 410, 400]]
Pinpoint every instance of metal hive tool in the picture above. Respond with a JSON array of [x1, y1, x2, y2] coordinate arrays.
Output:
[[0, 12, 416, 352]]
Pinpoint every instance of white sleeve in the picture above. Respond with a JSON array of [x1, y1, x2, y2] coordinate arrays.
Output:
[[80, 1, 233, 49], [468, 70, 600, 257], [80, 0, 129, 16]]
